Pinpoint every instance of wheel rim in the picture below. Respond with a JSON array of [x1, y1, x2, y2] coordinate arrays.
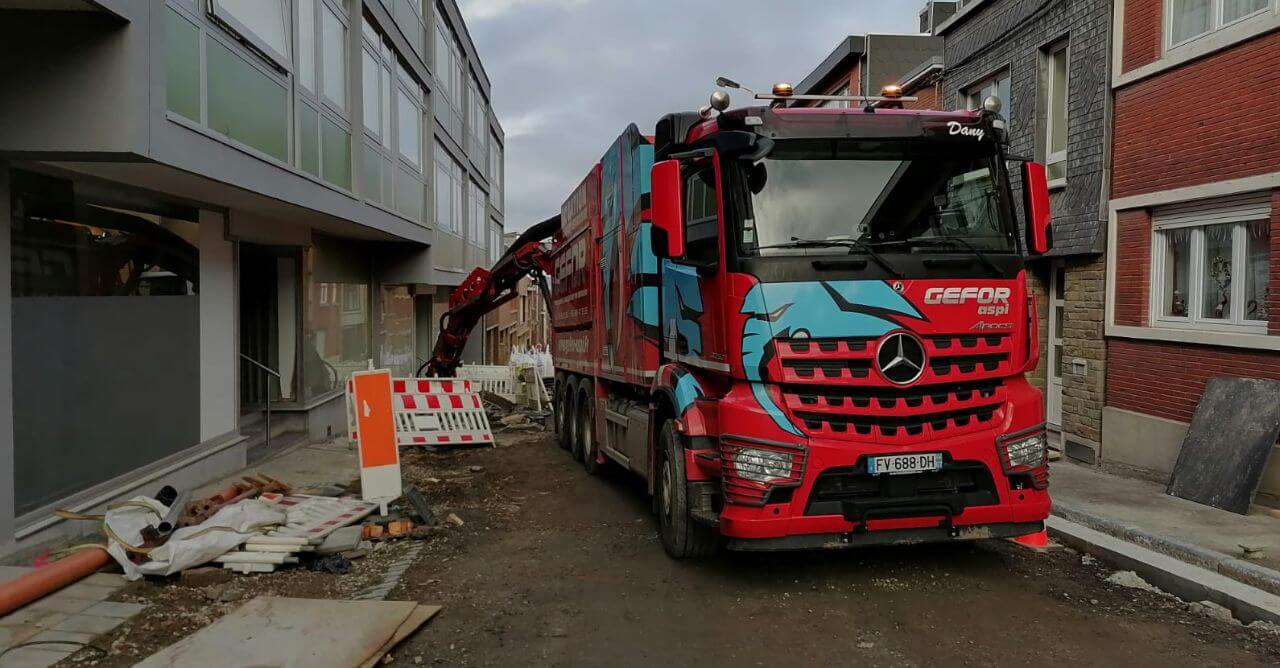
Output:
[[581, 410, 593, 462], [661, 458, 673, 520]]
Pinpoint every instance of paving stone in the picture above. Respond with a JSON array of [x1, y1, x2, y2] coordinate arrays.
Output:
[[28, 629, 96, 646], [81, 601, 145, 619], [24, 596, 95, 616], [0, 624, 40, 646], [0, 646, 70, 668], [0, 567, 33, 583], [54, 584, 116, 602], [50, 614, 122, 635], [79, 573, 125, 589], [0, 610, 67, 630]]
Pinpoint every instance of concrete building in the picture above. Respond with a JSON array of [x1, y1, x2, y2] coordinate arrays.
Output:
[[1105, 0, 1280, 506], [931, 0, 1112, 460], [487, 232, 550, 365], [794, 31, 945, 106], [0, 0, 503, 557]]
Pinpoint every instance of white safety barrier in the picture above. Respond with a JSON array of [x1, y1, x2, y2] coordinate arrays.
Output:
[[350, 377, 494, 447], [458, 364, 517, 399]]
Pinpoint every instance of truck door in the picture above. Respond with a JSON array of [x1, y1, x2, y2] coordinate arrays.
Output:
[[662, 155, 728, 375]]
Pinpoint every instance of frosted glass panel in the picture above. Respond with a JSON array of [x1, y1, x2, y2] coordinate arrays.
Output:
[[165, 8, 200, 121], [207, 40, 288, 162]]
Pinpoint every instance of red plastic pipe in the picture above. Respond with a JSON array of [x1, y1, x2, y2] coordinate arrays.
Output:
[[0, 548, 113, 616]]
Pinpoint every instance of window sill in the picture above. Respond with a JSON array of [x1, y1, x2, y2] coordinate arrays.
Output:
[[1048, 179, 1067, 192], [1106, 323, 1280, 351], [1115, 9, 1280, 89]]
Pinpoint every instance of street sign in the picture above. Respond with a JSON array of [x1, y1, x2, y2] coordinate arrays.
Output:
[[348, 369, 401, 514]]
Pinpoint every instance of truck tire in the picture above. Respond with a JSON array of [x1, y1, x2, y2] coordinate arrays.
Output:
[[580, 391, 602, 475], [656, 421, 718, 559], [555, 376, 572, 450], [569, 385, 585, 462]]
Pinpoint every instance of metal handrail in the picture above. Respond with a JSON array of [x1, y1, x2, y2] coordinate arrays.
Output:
[[240, 353, 280, 452]]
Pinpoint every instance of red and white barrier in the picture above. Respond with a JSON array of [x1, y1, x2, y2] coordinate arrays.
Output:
[[349, 376, 494, 447]]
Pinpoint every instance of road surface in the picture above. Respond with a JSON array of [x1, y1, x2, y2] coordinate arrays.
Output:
[[394, 430, 1280, 666]]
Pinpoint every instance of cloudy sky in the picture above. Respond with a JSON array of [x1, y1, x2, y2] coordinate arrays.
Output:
[[457, 0, 919, 231]]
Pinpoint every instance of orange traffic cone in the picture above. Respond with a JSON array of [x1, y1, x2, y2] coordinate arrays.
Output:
[[1010, 528, 1050, 550]]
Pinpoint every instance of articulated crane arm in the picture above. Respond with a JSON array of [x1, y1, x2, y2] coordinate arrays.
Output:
[[419, 214, 561, 378]]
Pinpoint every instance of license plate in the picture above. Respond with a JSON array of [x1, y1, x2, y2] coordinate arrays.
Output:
[[867, 452, 944, 476]]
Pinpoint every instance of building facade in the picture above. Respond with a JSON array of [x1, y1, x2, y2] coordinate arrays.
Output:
[[0, 0, 503, 557], [487, 232, 550, 365], [794, 32, 945, 106], [933, 0, 1112, 460], [1106, 0, 1280, 506]]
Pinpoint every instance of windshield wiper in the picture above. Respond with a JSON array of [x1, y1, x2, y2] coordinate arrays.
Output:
[[899, 237, 1004, 275], [752, 237, 903, 278]]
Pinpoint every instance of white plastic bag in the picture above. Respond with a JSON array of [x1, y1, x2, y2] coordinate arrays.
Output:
[[104, 496, 286, 580]]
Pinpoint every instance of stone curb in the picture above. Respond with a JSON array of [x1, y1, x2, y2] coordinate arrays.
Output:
[[1047, 516, 1280, 626], [1051, 501, 1280, 598]]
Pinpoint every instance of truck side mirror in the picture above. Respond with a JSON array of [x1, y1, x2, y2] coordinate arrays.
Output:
[[650, 160, 686, 259], [1021, 161, 1052, 255]]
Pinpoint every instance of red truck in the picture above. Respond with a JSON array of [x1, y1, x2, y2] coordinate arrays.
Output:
[[428, 84, 1054, 557]]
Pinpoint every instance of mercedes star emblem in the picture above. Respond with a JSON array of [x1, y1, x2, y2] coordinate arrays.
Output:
[[876, 332, 927, 385]]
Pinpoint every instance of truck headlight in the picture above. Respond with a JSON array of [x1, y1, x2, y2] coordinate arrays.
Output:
[[731, 448, 794, 483], [997, 427, 1048, 473]]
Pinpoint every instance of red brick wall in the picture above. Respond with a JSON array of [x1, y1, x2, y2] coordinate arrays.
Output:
[[1121, 0, 1163, 73], [1107, 339, 1280, 423], [1113, 209, 1152, 326], [905, 81, 941, 111], [1112, 30, 1280, 199]]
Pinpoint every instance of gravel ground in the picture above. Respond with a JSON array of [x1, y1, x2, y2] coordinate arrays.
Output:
[[58, 428, 1280, 666]]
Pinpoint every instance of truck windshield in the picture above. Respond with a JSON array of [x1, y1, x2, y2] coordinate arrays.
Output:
[[739, 139, 1016, 257]]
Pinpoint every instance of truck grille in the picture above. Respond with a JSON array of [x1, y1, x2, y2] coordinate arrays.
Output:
[[804, 461, 999, 518], [768, 333, 1013, 444]]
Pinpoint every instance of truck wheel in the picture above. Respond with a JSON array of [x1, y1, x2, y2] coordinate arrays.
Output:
[[570, 387, 586, 462], [580, 393, 602, 475], [555, 377, 572, 450], [656, 421, 718, 559]]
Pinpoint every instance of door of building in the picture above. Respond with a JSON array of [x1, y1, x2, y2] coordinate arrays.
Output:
[[239, 243, 300, 414], [1046, 261, 1065, 428]]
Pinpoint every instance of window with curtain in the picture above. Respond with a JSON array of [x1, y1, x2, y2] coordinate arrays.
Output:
[[1169, 0, 1271, 47], [1151, 194, 1271, 332]]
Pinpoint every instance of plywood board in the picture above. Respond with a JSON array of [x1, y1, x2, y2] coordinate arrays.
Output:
[[137, 597, 439, 668], [1167, 377, 1280, 514]]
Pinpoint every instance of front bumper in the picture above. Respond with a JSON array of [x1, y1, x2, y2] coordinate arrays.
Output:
[[712, 428, 1051, 543]]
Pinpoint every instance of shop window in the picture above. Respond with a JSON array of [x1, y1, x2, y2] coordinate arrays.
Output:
[[1151, 194, 1271, 332], [1169, 0, 1272, 48], [304, 237, 370, 401], [378, 285, 415, 377], [9, 170, 200, 513]]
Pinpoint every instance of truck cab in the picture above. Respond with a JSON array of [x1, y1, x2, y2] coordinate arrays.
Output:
[[552, 91, 1053, 557]]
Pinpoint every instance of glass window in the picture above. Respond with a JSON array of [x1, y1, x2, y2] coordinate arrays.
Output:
[[489, 139, 503, 211], [378, 285, 415, 377], [1224, 0, 1269, 23], [298, 0, 316, 91], [1201, 223, 1234, 320], [380, 57, 393, 150], [10, 170, 200, 513], [321, 117, 351, 189], [299, 103, 320, 176], [683, 165, 720, 265], [165, 8, 201, 121], [1172, 0, 1213, 43], [304, 237, 369, 401], [435, 151, 464, 234], [321, 4, 346, 110], [362, 48, 380, 135], [1043, 43, 1069, 184], [469, 179, 486, 245], [1161, 227, 1191, 317], [397, 84, 421, 168], [207, 40, 289, 162], [1245, 219, 1270, 321], [209, 0, 290, 65], [1153, 206, 1270, 330], [740, 140, 1016, 256], [965, 71, 1011, 116]]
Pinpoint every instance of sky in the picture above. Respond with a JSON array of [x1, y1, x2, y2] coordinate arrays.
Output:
[[457, 0, 920, 231]]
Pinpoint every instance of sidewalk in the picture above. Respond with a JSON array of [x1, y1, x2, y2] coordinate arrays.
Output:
[[1049, 460, 1280, 597]]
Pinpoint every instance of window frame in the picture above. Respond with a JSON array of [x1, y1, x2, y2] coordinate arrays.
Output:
[[679, 160, 722, 270], [207, 0, 293, 72], [1166, 0, 1275, 50], [1041, 40, 1069, 189], [1150, 202, 1270, 334], [963, 68, 1012, 115]]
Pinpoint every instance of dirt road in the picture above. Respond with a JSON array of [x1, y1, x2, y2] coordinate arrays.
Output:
[[391, 432, 1280, 666]]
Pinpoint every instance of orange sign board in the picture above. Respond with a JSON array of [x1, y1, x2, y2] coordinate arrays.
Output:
[[352, 370, 397, 468]]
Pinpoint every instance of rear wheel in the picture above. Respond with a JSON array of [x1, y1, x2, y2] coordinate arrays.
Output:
[[656, 421, 718, 559], [569, 388, 586, 461], [580, 390, 601, 475], [555, 376, 572, 450]]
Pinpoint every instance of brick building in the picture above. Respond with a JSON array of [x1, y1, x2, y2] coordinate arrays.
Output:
[[487, 232, 550, 365], [794, 32, 944, 106], [1106, 0, 1280, 505], [932, 0, 1112, 458]]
